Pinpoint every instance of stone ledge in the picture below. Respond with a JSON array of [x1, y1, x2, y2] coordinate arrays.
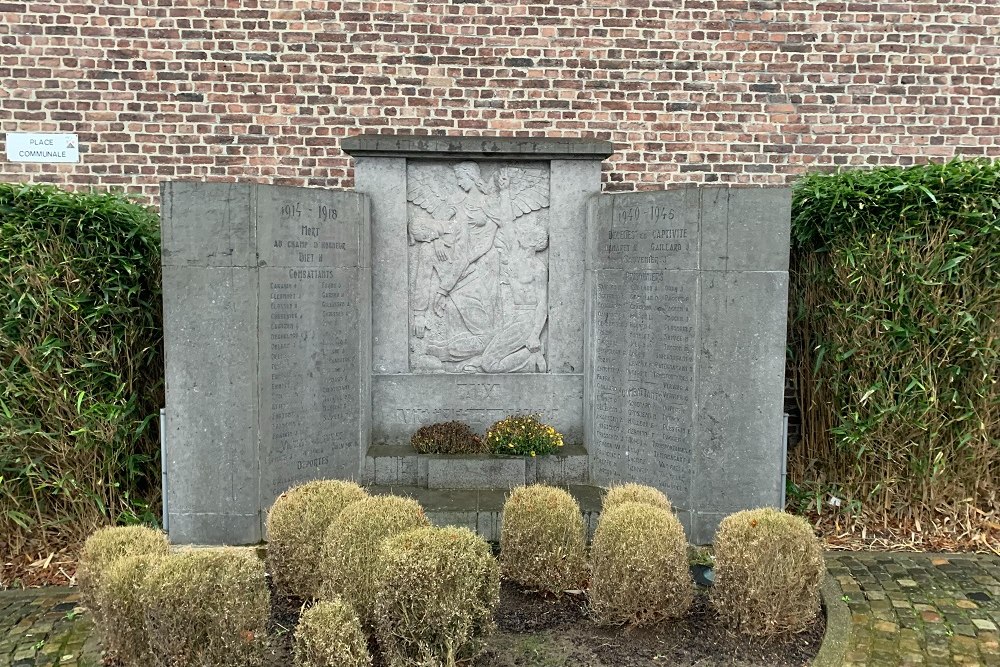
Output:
[[812, 571, 851, 667], [364, 445, 590, 488], [342, 133, 614, 160]]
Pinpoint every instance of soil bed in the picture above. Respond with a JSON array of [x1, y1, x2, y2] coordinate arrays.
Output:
[[265, 581, 825, 667]]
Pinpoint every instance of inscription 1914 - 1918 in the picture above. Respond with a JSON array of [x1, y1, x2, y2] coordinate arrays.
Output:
[[258, 192, 365, 502]]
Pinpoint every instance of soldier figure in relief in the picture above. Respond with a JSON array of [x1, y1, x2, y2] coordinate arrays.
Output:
[[407, 162, 550, 373]]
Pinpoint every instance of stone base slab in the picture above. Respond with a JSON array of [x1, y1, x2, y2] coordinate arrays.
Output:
[[365, 445, 589, 489]]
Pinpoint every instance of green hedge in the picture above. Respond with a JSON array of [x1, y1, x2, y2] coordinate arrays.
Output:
[[0, 184, 162, 552], [788, 159, 999, 526]]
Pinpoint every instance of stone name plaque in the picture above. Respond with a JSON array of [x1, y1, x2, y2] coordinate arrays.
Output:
[[162, 182, 371, 544], [586, 186, 791, 543]]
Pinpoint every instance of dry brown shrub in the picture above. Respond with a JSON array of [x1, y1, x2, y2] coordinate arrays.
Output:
[[77, 525, 168, 625], [590, 502, 693, 626], [710, 508, 825, 637], [410, 421, 486, 454], [96, 553, 164, 666], [602, 483, 672, 514], [499, 485, 587, 593], [266, 479, 368, 599], [293, 599, 372, 667], [376, 526, 500, 667], [319, 495, 430, 627], [141, 547, 270, 667]]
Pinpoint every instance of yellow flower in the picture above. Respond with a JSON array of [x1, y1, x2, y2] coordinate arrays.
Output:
[[530, 451, 536, 457]]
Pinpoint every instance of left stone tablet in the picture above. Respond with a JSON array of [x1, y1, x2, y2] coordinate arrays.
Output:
[[161, 182, 371, 545]]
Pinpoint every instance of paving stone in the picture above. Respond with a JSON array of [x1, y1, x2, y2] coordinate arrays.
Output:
[[956, 624, 979, 637]]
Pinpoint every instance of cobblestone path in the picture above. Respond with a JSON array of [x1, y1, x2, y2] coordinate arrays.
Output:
[[0, 589, 99, 667], [827, 553, 1000, 667], [1, 552, 998, 666]]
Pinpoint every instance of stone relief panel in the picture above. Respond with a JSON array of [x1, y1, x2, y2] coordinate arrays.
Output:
[[406, 160, 551, 373]]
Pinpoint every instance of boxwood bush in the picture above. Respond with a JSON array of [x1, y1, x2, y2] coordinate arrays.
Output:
[[590, 502, 693, 626], [141, 547, 270, 667], [319, 495, 430, 627], [77, 525, 168, 627], [376, 526, 500, 667], [97, 553, 165, 666], [266, 480, 368, 599], [500, 485, 587, 593], [602, 483, 672, 514], [710, 508, 824, 637], [293, 599, 371, 667]]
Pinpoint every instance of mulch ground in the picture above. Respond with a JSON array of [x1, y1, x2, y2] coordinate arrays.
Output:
[[265, 582, 825, 667]]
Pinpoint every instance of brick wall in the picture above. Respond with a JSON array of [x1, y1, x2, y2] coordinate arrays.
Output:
[[0, 0, 997, 203]]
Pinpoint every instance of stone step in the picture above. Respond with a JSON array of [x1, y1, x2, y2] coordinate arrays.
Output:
[[368, 484, 603, 542], [363, 444, 590, 489]]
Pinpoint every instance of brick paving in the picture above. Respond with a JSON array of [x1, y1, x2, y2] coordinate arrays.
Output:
[[0, 589, 99, 667], [1, 552, 998, 666], [826, 553, 1000, 667]]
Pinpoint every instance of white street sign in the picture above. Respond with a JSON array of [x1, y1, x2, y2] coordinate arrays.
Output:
[[5, 133, 80, 163]]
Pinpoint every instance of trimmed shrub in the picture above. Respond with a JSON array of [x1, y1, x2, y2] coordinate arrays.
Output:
[[711, 508, 825, 637], [0, 184, 162, 553], [376, 527, 500, 667], [266, 480, 368, 599], [589, 502, 693, 626], [319, 495, 430, 627], [141, 548, 270, 667], [96, 553, 164, 666], [77, 525, 168, 624], [602, 483, 672, 514], [486, 414, 564, 456], [499, 485, 587, 593], [293, 599, 371, 667], [410, 420, 486, 454]]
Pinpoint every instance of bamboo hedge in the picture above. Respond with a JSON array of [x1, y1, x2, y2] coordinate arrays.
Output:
[[0, 184, 162, 554], [788, 159, 999, 536]]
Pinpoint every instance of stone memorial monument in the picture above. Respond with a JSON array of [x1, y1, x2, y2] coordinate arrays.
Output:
[[160, 134, 791, 546]]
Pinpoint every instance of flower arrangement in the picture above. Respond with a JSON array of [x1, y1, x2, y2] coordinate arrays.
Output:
[[486, 414, 564, 456], [410, 421, 487, 455]]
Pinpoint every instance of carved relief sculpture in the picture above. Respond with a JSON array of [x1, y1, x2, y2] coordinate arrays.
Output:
[[406, 161, 550, 373]]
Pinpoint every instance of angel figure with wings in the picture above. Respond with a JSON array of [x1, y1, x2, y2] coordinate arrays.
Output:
[[407, 161, 550, 373]]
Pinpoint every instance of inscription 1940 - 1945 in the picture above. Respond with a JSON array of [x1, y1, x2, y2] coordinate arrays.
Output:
[[590, 271, 696, 499], [588, 191, 699, 501]]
